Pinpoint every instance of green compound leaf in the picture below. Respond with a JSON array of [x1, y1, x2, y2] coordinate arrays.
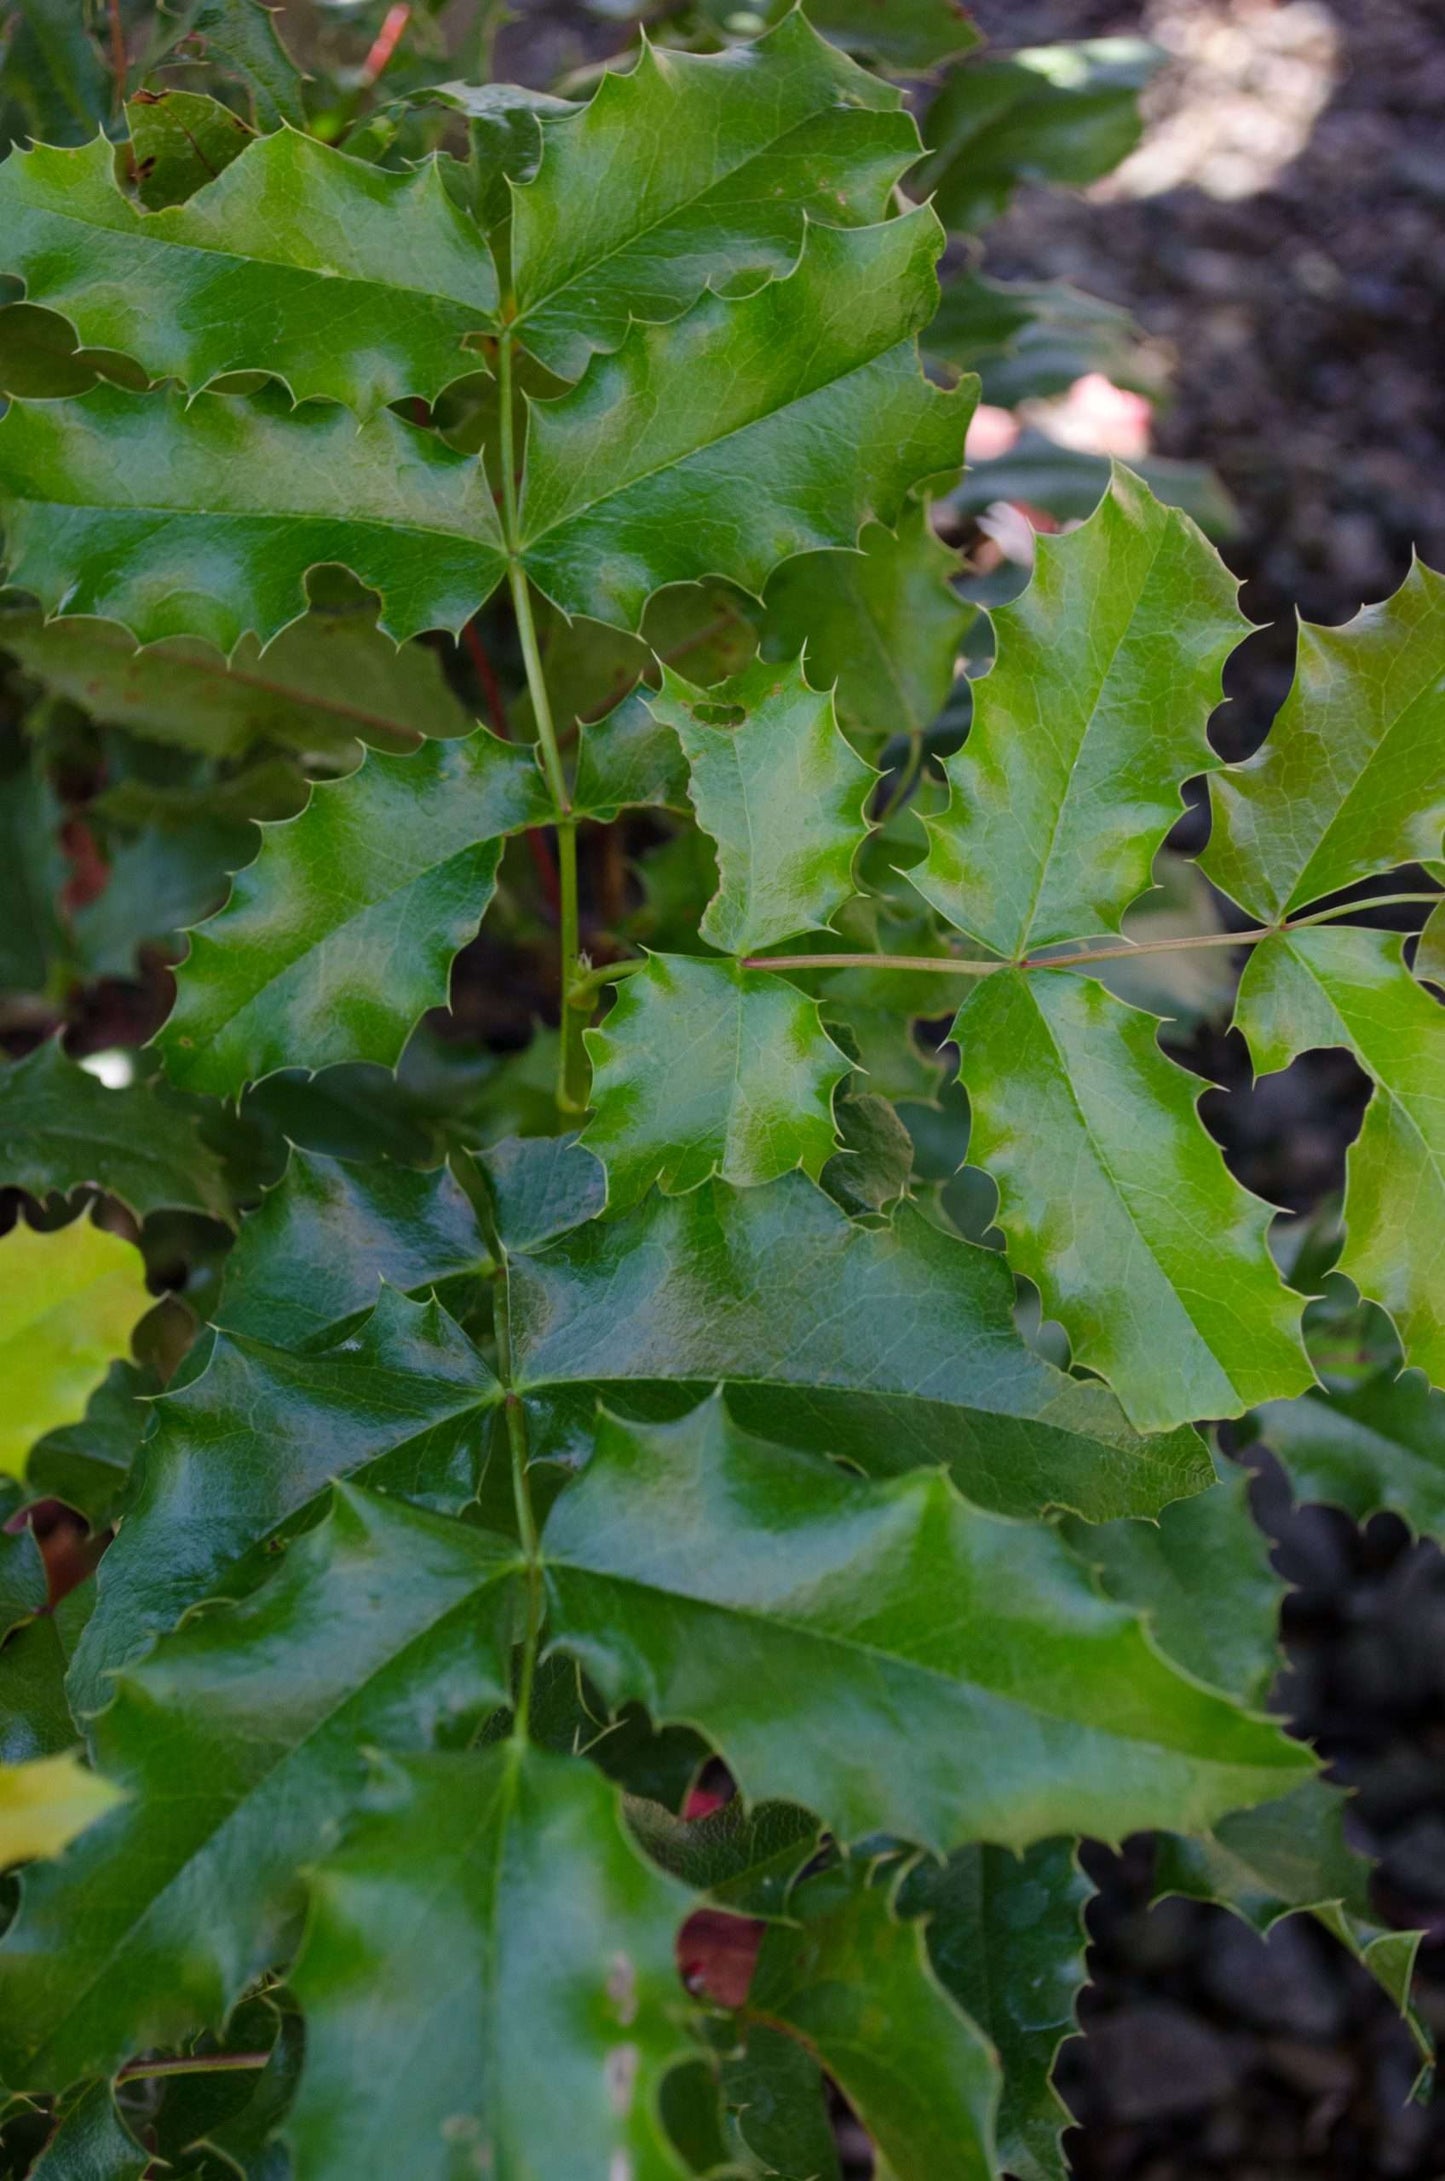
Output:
[[1154, 1777, 1429, 2059], [510, 13, 917, 380], [917, 468, 1246, 958], [67, 1285, 501, 1715], [0, 131, 498, 416], [1203, 560, 1445, 921], [0, 383, 507, 651], [647, 656, 875, 952], [507, 1175, 1211, 1522], [1063, 1459, 1284, 1706], [0, 1039, 231, 1222], [0, 603, 474, 759], [1235, 927, 1445, 1387], [746, 1860, 1000, 2181], [760, 500, 970, 750], [517, 210, 971, 631], [919, 39, 1160, 234], [288, 1745, 694, 2181], [582, 954, 848, 1209], [902, 1837, 1093, 2181], [125, 89, 255, 211], [161, 0, 307, 133], [757, 0, 983, 72], [29, 2079, 149, 2179], [544, 1399, 1312, 1853], [0, 1752, 122, 1871], [1250, 1363, 1445, 1536], [0, 1486, 518, 2091], [0, 1216, 153, 1482], [156, 730, 551, 1094], [950, 970, 1312, 1432]]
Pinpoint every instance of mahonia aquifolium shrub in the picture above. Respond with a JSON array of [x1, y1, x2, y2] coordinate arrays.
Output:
[[0, 1, 1441, 2174]]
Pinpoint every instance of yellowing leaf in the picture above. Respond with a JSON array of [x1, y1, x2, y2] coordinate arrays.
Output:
[[0, 1215, 151, 1479], [0, 1752, 122, 1868]]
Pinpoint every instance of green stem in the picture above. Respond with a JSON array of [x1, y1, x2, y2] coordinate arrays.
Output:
[[741, 893, 1443, 981], [487, 1209, 543, 1741], [117, 2054, 268, 2086], [876, 729, 926, 827], [567, 956, 647, 1006], [555, 817, 586, 1113]]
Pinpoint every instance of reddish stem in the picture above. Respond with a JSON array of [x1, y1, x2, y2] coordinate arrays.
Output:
[[360, 2, 411, 88], [107, 0, 127, 110]]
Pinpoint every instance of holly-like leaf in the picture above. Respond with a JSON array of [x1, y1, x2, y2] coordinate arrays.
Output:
[[509, 13, 918, 379], [0, 1486, 518, 2091], [745, 1860, 1000, 2181], [29, 2080, 149, 2180], [0, 1216, 152, 1482], [759, 501, 970, 750], [1154, 1777, 1428, 2057], [627, 1796, 818, 1920], [571, 691, 692, 822], [0, 1484, 46, 1645], [67, 1285, 501, 1715], [902, 1838, 1093, 2181], [544, 1399, 1312, 1852], [647, 657, 875, 952], [1203, 561, 1445, 921], [1063, 1459, 1283, 1705], [1235, 926, 1445, 1386], [0, 1040, 232, 1223], [723, 2025, 841, 2181], [1249, 1364, 1445, 1536], [161, 0, 307, 132], [156, 730, 551, 1094], [0, 603, 474, 758], [0, 383, 507, 652], [216, 1147, 483, 1348], [517, 210, 971, 631], [507, 1173, 1211, 1522], [0, 1751, 121, 1870], [0, 131, 498, 416], [918, 40, 1160, 234], [950, 970, 1311, 1432], [288, 1745, 694, 2181], [125, 88, 254, 210], [1, 0, 109, 148], [916, 468, 1245, 958], [757, 0, 984, 73], [583, 955, 848, 1208], [26, 1358, 154, 1530]]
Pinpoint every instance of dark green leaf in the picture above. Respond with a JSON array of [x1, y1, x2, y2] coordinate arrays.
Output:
[[125, 88, 254, 210], [948, 429, 1237, 537], [571, 691, 692, 822], [0, 383, 507, 651], [902, 1837, 1093, 2181], [288, 1745, 695, 2181], [723, 2023, 840, 2181], [68, 1285, 501, 1714], [510, 14, 917, 379], [0, 1040, 232, 1222], [156, 731, 551, 1093], [0, 1486, 518, 2090], [1249, 1364, 1445, 1536], [583, 955, 848, 1207], [626, 1796, 819, 1919], [165, 0, 307, 132], [820, 1089, 915, 1214], [26, 1359, 155, 1529], [758, 0, 983, 73], [29, 2081, 148, 2180], [0, 131, 497, 416], [1, 0, 109, 149], [0, 733, 66, 998], [507, 1174, 1212, 1521], [544, 1399, 1312, 1851]]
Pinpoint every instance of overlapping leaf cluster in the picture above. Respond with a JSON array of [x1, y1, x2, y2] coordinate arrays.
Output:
[[0, 5, 1441, 2177]]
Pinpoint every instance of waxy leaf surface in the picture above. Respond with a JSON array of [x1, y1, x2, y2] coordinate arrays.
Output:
[[917, 469, 1245, 957], [1251, 1365, 1445, 1536], [157, 730, 551, 1093], [544, 1401, 1311, 1852], [648, 656, 874, 952], [68, 1285, 500, 1714], [289, 1745, 694, 2181], [507, 1173, 1210, 1521], [1236, 927, 1445, 1387], [952, 970, 1311, 1431], [583, 954, 848, 1208], [517, 211, 969, 630], [510, 14, 915, 378], [0, 1487, 517, 2090], [748, 1861, 999, 2180], [0, 131, 497, 415], [1203, 561, 1445, 920], [0, 384, 506, 651], [0, 1040, 231, 1222]]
